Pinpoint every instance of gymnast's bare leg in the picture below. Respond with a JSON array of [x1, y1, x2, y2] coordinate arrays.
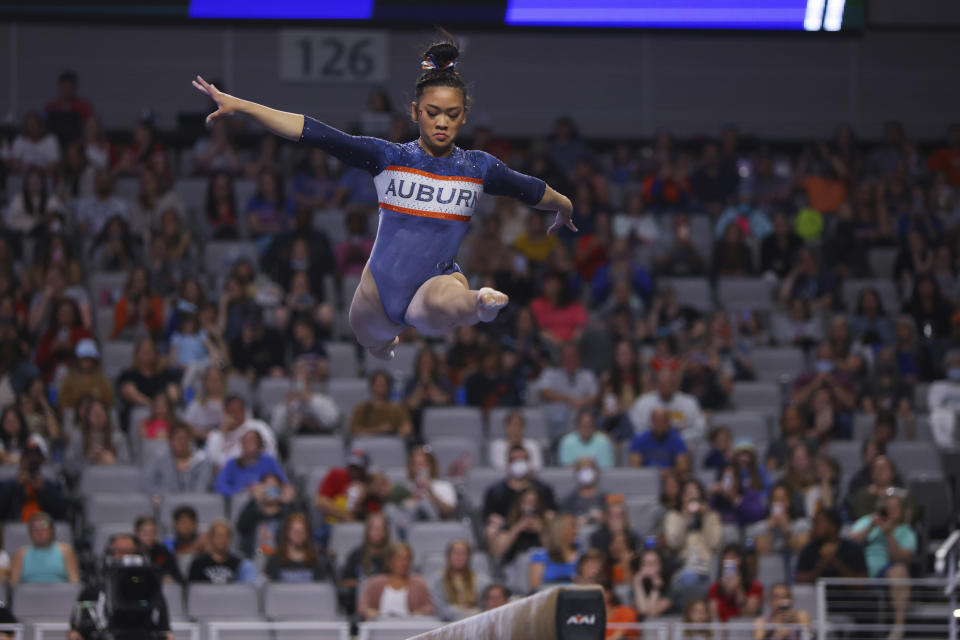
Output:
[[349, 266, 508, 360], [403, 272, 508, 337], [348, 264, 406, 361]]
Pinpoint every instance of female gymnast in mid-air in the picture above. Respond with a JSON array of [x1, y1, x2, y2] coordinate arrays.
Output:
[[192, 39, 575, 361]]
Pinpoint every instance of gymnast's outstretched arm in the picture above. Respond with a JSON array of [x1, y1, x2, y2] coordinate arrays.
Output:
[[191, 75, 386, 172]]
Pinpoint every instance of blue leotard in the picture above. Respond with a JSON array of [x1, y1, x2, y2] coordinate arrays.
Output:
[[300, 116, 546, 325]]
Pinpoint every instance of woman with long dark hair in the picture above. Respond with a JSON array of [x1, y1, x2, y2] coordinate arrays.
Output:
[[34, 297, 92, 383], [265, 512, 330, 582], [192, 35, 574, 362]]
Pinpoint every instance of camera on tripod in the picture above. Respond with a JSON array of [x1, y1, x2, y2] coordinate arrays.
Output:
[[71, 554, 167, 640]]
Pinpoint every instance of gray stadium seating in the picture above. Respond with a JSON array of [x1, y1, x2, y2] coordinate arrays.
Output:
[[487, 407, 549, 439], [227, 374, 254, 405], [89, 270, 128, 307], [350, 437, 406, 470], [160, 493, 226, 528], [3, 520, 70, 553], [186, 583, 262, 622], [358, 621, 444, 640], [909, 472, 954, 537], [102, 340, 135, 379], [163, 581, 188, 621], [327, 341, 360, 378], [756, 553, 789, 586], [625, 497, 661, 536], [709, 410, 771, 443], [422, 406, 484, 441], [406, 521, 474, 563], [264, 582, 340, 620], [887, 441, 941, 476], [465, 467, 505, 508], [428, 436, 481, 476], [842, 278, 899, 313], [289, 436, 346, 471], [749, 347, 806, 380], [81, 465, 143, 495], [328, 378, 370, 425], [93, 522, 137, 554], [203, 241, 258, 275], [86, 493, 152, 523], [538, 467, 579, 500], [730, 381, 781, 411], [659, 277, 713, 312], [13, 582, 80, 622], [257, 377, 292, 414], [329, 522, 365, 567], [599, 467, 662, 499], [716, 277, 775, 312]]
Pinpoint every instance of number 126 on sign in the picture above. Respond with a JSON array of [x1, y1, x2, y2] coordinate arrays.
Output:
[[279, 30, 388, 84]]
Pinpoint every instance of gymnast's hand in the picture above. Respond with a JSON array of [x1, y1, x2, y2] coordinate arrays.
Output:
[[545, 190, 577, 234], [192, 75, 241, 124]]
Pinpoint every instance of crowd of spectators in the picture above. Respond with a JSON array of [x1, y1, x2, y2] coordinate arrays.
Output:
[[0, 68, 958, 638]]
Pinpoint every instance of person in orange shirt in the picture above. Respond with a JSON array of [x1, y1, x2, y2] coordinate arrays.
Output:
[[798, 143, 849, 215], [111, 265, 165, 339], [928, 125, 960, 186]]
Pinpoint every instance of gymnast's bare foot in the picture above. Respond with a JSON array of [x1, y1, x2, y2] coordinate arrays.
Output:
[[477, 287, 509, 322], [368, 336, 399, 361]]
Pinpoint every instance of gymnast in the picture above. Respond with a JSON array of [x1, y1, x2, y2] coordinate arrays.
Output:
[[192, 38, 575, 360]]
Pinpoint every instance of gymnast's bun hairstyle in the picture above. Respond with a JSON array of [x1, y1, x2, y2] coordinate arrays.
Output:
[[416, 31, 470, 108]]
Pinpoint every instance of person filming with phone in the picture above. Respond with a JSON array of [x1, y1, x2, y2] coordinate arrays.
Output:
[[753, 583, 811, 640]]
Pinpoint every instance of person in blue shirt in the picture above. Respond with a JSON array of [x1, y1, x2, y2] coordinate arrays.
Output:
[[629, 407, 690, 472], [528, 513, 580, 592], [192, 37, 574, 363], [214, 430, 287, 497]]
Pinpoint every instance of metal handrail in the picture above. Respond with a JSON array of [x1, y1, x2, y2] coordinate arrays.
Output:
[[31, 621, 199, 640], [208, 620, 351, 640], [936, 529, 960, 578]]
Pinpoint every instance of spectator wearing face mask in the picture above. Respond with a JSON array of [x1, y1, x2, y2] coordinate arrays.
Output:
[[929, 349, 960, 447], [559, 458, 606, 526]]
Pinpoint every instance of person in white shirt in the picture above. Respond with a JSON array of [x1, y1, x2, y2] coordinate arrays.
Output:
[[630, 369, 706, 441], [489, 410, 544, 473], [537, 342, 599, 440], [929, 349, 960, 447], [4, 166, 67, 234], [204, 394, 276, 469], [5, 112, 60, 176], [75, 168, 130, 235]]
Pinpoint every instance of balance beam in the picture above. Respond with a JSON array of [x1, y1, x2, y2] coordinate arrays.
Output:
[[408, 585, 605, 640]]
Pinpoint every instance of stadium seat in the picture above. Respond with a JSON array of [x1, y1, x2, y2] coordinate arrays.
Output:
[[749, 347, 806, 380], [709, 410, 770, 443], [407, 521, 475, 565], [186, 583, 262, 621], [422, 406, 484, 441], [465, 467, 505, 509], [350, 437, 406, 469], [101, 340, 135, 379], [428, 436, 481, 476], [487, 407, 548, 439], [3, 520, 70, 552], [625, 497, 660, 536], [172, 177, 207, 211], [791, 583, 818, 620], [329, 522, 365, 567], [825, 441, 862, 475], [327, 341, 360, 378], [909, 472, 954, 538], [81, 465, 142, 495], [86, 493, 152, 523], [420, 550, 491, 578], [328, 378, 370, 425], [94, 522, 138, 553], [234, 179, 257, 210], [96, 306, 116, 344], [264, 581, 340, 620], [364, 342, 421, 380], [90, 270, 128, 307], [359, 621, 444, 640], [659, 277, 713, 313], [13, 582, 80, 621], [226, 374, 254, 405], [716, 277, 775, 312], [289, 436, 345, 471], [160, 493, 226, 528], [756, 553, 788, 585], [538, 467, 579, 500], [203, 240, 258, 274], [887, 441, 941, 475], [842, 278, 899, 313], [257, 377, 292, 414], [600, 468, 662, 498], [730, 382, 781, 412], [868, 247, 898, 280], [163, 581, 187, 621]]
